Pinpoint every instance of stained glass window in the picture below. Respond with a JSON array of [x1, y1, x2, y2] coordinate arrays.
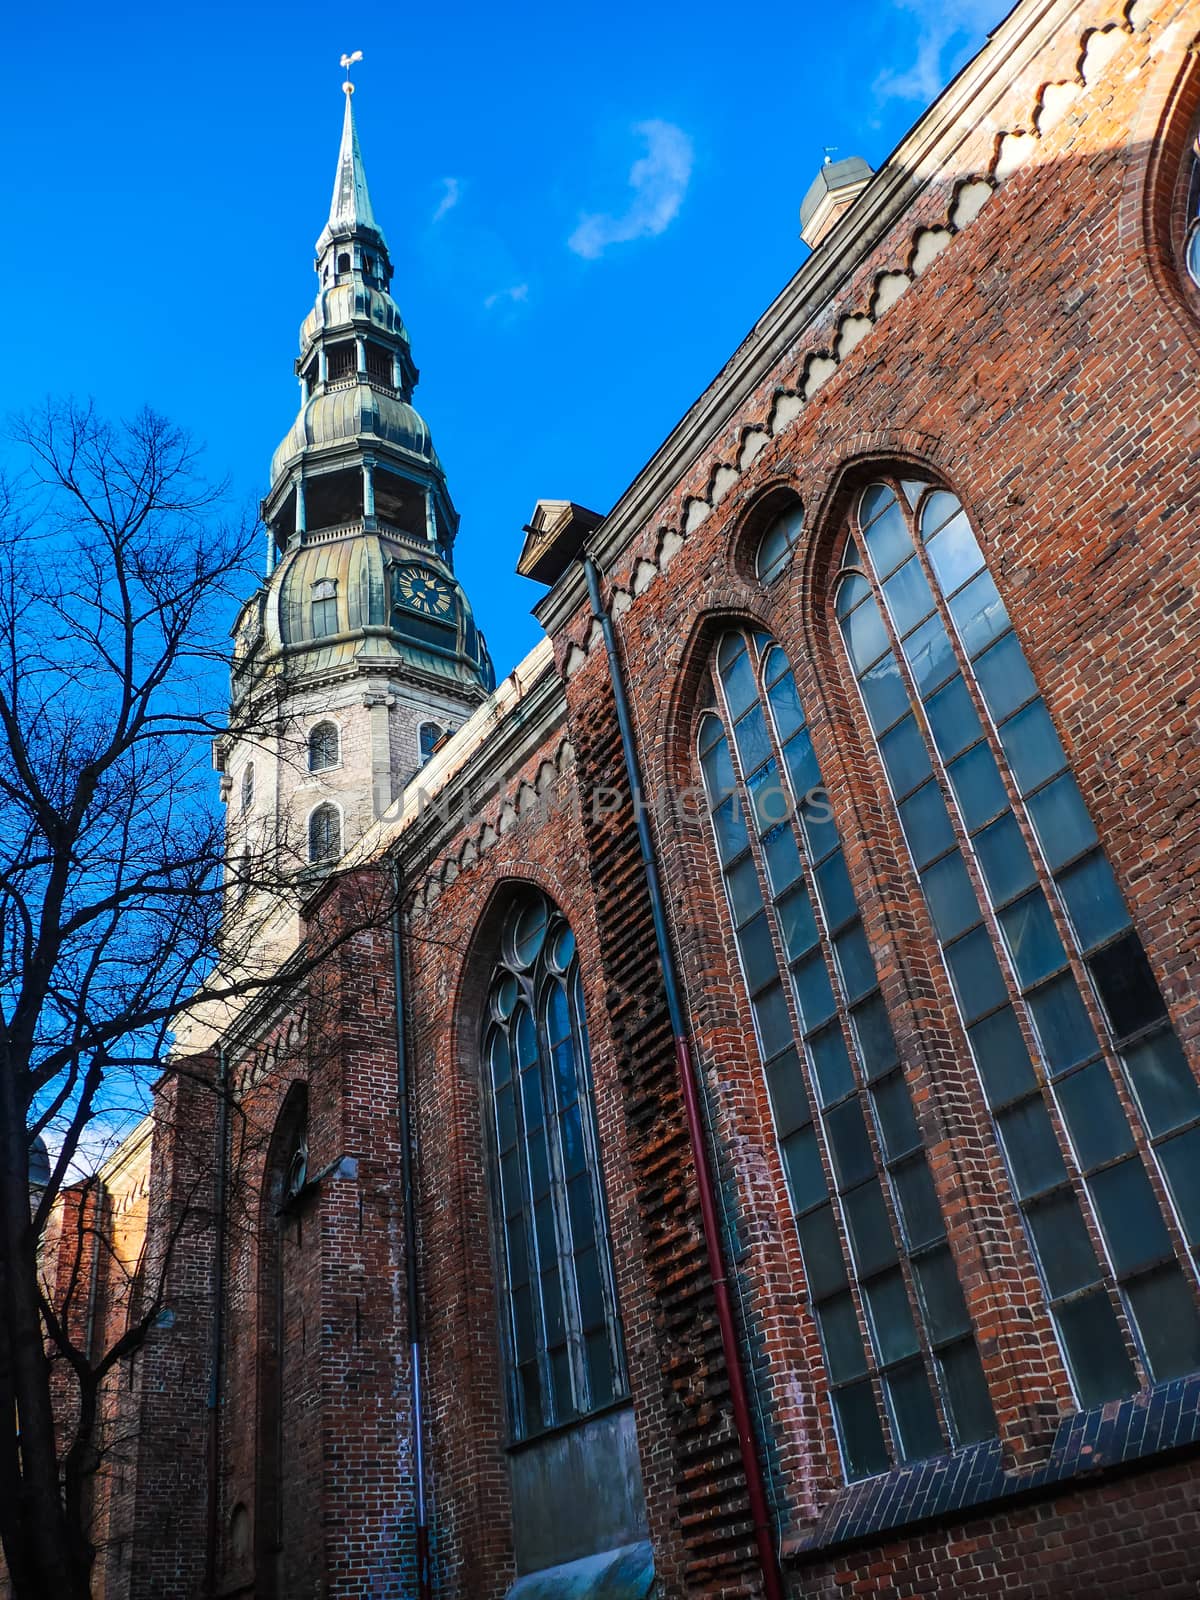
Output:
[[482, 892, 627, 1441], [838, 478, 1200, 1406], [699, 630, 994, 1481]]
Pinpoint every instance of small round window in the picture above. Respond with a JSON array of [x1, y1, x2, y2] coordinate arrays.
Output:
[[755, 502, 804, 583]]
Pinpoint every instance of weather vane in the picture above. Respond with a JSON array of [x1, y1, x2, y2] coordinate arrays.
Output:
[[340, 50, 363, 95]]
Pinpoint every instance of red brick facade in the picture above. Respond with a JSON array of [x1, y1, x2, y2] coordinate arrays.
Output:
[[28, 0, 1200, 1595]]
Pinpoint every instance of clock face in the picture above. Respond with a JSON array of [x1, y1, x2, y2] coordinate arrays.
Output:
[[394, 567, 454, 619]]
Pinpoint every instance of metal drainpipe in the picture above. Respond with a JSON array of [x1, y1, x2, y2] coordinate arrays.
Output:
[[390, 859, 432, 1600], [582, 555, 786, 1600], [205, 1047, 231, 1598]]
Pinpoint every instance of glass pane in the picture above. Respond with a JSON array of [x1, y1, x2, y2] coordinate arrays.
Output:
[[726, 855, 763, 927], [920, 851, 979, 942], [872, 1070, 921, 1160], [974, 631, 1037, 722], [859, 651, 910, 734], [737, 912, 778, 994], [842, 599, 889, 674], [513, 899, 550, 966], [783, 1124, 829, 1215], [925, 511, 984, 593], [753, 982, 793, 1058], [762, 822, 803, 893], [815, 852, 857, 932], [712, 795, 749, 865], [1058, 853, 1129, 952], [819, 1291, 869, 1383], [903, 613, 957, 698], [1088, 1158, 1174, 1277], [793, 952, 837, 1032], [1087, 932, 1167, 1041], [1055, 1290, 1136, 1407], [948, 569, 1008, 657], [1027, 972, 1098, 1075], [863, 500, 913, 578], [810, 1024, 856, 1107], [765, 1049, 810, 1138], [996, 1098, 1067, 1199], [1056, 1061, 1135, 1171], [783, 728, 821, 801], [865, 1268, 920, 1365], [947, 742, 1009, 832], [884, 557, 935, 635], [836, 572, 872, 619], [834, 924, 878, 1003], [998, 700, 1067, 795], [914, 1246, 971, 1343], [519, 1362, 544, 1434], [766, 669, 806, 740], [757, 523, 793, 583], [796, 1203, 848, 1298], [939, 1341, 996, 1445], [998, 890, 1066, 988], [748, 762, 791, 833], [719, 639, 757, 716], [732, 703, 772, 775], [576, 1247, 605, 1328], [843, 1179, 898, 1277], [826, 1099, 876, 1187], [892, 1157, 944, 1250], [834, 1380, 890, 1481], [777, 885, 818, 962], [968, 1006, 1037, 1106], [973, 812, 1036, 906], [700, 735, 736, 802], [899, 780, 956, 869], [1158, 1127, 1200, 1246], [852, 995, 899, 1080], [886, 1361, 944, 1462], [1026, 772, 1098, 871], [920, 491, 962, 538], [1026, 1191, 1102, 1298], [879, 715, 933, 799], [925, 676, 983, 763], [567, 1174, 594, 1242], [1125, 1266, 1200, 1384], [550, 1345, 574, 1420], [945, 926, 1009, 1023], [860, 483, 896, 527], [495, 1084, 517, 1150], [560, 1103, 586, 1178], [586, 1330, 615, 1409], [1123, 1031, 1200, 1138], [799, 794, 840, 864]]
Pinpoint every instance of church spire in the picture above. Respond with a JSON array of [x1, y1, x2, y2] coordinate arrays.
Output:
[[317, 73, 386, 258]]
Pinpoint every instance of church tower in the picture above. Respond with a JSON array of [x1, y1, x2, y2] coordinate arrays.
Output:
[[219, 72, 493, 891]]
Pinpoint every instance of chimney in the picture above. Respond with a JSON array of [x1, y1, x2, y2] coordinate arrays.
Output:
[[800, 155, 873, 249]]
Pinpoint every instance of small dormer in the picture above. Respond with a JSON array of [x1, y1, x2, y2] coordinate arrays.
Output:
[[517, 500, 605, 587]]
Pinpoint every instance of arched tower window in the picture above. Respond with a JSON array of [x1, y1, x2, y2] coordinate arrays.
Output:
[[310, 578, 338, 638], [307, 720, 339, 772], [418, 722, 445, 767], [836, 477, 1200, 1407], [308, 803, 341, 865], [481, 891, 627, 1441], [698, 629, 994, 1481], [240, 761, 254, 813]]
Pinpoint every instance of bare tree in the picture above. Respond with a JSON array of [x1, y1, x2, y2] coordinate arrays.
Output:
[[0, 401, 390, 1599]]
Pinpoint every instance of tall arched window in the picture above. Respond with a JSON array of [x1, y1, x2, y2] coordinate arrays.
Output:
[[837, 477, 1200, 1407], [308, 720, 339, 772], [1185, 129, 1200, 287], [699, 630, 994, 1481], [310, 579, 338, 638], [481, 891, 627, 1442], [240, 761, 254, 813], [308, 803, 341, 865], [418, 722, 445, 767]]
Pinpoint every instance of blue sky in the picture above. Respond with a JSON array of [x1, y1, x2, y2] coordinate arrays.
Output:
[[7, 0, 1007, 680]]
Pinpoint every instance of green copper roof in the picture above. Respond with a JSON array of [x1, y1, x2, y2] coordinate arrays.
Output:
[[317, 86, 385, 254]]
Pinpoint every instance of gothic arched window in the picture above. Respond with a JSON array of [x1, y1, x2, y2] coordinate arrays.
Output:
[[308, 720, 339, 773], [308, 803, 341, 865], [310, 579, 338, 638], [836, 477, 1200, 1407], [698, 629, 994, 1481], [755, 500, 805, 584], [481, 891, 627, 1442]]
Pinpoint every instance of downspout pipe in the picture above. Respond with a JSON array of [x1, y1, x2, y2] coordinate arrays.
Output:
[[390, 858, 432, 1600], [583, 555, 786, 1600], [205, 1046, 231, 1598]]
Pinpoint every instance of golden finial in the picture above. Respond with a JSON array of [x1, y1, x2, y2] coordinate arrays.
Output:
[[340, 50, 363, 95]]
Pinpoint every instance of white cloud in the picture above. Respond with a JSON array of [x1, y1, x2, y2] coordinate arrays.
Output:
[[873, 0, 999, 104], [568, 120, 694, 260], [484, 283, 529, 310], [433, 177, 461, 223]]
